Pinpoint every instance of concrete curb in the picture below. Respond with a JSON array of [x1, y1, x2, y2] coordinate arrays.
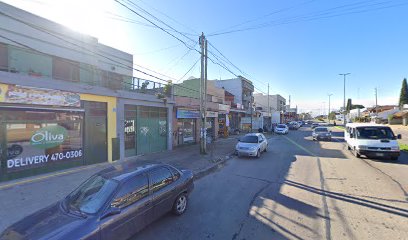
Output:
[[193, 151, 235, 180]]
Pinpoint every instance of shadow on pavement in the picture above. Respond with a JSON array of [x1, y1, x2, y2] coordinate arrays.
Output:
[[284, 180, 408, 218], [362, 151, 408, 165]]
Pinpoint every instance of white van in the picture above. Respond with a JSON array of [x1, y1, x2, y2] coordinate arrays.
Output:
[[345, 123, 401, 160]]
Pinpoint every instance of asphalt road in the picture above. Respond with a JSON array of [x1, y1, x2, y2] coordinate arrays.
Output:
[[133, 126, 408, 240]]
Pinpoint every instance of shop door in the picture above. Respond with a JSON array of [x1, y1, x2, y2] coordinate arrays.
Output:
[[136, 106, 167, 155], [83, 101, 107, 165]]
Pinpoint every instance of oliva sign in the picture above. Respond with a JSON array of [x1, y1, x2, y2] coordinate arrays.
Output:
[[30, 125, 67, 149]]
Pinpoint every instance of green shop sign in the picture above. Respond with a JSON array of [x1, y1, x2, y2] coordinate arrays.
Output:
[[30, 125, 67, 149]]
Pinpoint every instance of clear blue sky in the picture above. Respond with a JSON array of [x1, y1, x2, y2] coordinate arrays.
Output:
[[4, 0, 408, 113]]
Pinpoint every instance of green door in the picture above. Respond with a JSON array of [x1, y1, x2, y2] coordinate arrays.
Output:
[[136, 106, 167, 155], [83, 101, 107, 165]]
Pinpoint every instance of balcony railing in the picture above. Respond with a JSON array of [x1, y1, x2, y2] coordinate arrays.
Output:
[[122, 77, 172, 98]]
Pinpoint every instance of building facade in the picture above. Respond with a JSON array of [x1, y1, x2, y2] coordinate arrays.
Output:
[[214, 76, 254, 131], [173, 78, 226, 146], [0, 2, 173, 181]]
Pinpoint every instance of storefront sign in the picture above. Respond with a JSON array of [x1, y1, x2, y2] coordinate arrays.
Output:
[[30, 125, 67, 149], [206, 111, 218, 118], [219, 104, 230, 112], [177, 109, 199, 118], [0, 83, 80, 107], [7, 149, 83, 172]]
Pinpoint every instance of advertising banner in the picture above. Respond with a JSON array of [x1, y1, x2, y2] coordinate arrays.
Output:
[[0, 83, 80, 107], [5, 124, 83, 173], [177, 109, 200, 119]]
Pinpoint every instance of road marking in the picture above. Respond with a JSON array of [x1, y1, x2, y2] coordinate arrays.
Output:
[[283, 135, 317, 157], [283, 134, 332, 240]]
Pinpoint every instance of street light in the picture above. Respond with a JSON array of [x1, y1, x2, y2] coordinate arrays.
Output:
[[339, 73, 350, 125], [327, 93, 333, 124]]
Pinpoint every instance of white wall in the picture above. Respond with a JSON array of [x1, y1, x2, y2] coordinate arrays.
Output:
[[214, 79, 242, 105], [0, 2, 132, 76]]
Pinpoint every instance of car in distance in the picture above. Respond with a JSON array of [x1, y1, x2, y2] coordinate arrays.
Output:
[[288, 122, 300, 130], [275, 124, 289, 134], [236, 133, 268, 158], [312, 127, 332, 141], [0, 162, 194, 240]]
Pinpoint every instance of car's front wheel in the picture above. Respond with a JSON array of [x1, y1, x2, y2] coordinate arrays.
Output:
[[172, 193, 188, 215]]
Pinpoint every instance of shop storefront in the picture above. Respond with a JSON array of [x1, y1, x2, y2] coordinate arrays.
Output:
[[124, 105, 168, 156], [175, 109, 199, 146], [0, 84, 85, 181], [206, 111, 218, 140]]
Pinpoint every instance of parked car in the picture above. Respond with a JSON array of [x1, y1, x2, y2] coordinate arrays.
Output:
[[312, 127, 332, 141], [311, 123, 319, 129], [235, 133, 268, 158], [275, 124, 289, 134], [0, 162, 194, 240], [345, 123, 401, 160]]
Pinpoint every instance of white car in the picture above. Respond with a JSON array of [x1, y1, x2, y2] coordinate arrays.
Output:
[[235, 133, 268, 158], [275, 124, 289, 134]]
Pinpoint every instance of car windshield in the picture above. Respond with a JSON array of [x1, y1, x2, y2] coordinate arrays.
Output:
[[315, 128, 328, 132], [277, 124, 286, 128], [356, 127, 395, 140], [65, 175, 118, 214], [240, 136, 258, 143]]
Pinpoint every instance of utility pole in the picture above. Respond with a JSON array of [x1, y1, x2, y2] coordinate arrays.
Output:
[[267, 83, 270, 129], [339, 73, 350, 125], [199, 33, 207, 154], [250, 92, 253, 132], [328, 93, 333, 124], [375, 87, 378, 116]]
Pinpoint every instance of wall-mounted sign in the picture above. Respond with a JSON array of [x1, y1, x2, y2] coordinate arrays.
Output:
[[218, 104, 230, 112], [177, 109, 200, 118], [206, 111, 218, 118], [30, 125, 67, 149], [0, 83, 80, 107]]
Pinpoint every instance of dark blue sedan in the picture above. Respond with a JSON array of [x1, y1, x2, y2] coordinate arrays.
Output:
[[0, 161, 194, 240]]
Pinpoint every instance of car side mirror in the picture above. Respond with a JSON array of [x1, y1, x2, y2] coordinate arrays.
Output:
[[101, 207, 121, 220], [237, 138, 240, 142], [397, 134, 402, 139]]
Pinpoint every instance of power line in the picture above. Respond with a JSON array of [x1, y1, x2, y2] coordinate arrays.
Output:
[[208, 0, 408, 37], [114, 0, 197, 51], [209, 0, 317, 36], [176, 57, 200, 83], [133, 0, 199, 35]]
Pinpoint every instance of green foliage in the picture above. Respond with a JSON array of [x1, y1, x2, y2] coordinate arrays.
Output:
[[388, 114, 394, 122], [328, 111, 336, 120], [399, 142, 408, 152], [399, 78, 408, 107], [163, 83, 172, 96], [141, 81, 150, 90], [346, 98, 352, 112]]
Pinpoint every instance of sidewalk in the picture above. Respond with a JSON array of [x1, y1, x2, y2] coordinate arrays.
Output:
[[0, 136, 240, 232]]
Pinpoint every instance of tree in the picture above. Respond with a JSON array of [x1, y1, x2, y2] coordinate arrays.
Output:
[[399, 78, 408, 108], [346, 98, 352, 113], [328, 111, 336, 120]]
